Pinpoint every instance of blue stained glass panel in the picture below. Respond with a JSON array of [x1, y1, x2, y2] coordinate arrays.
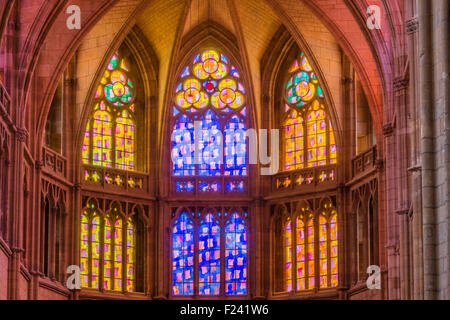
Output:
[[198, 214, 221, 295], [172, 115, 195, 176], [225, 116, 247, 176], [225, 213, 247, 295], [172, 212, 195, 295]]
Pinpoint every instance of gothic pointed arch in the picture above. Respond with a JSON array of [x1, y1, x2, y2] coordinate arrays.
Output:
[[168, 27, 253, 196]]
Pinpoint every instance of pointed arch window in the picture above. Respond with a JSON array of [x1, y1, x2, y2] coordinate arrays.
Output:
[[275, 200, 338, 294], [171, 50, 248, 193], [80, 206, 101, 289], [80, 201, 143, 293], [82, 52, 137, 171], [172, 208, 248, 297], [282, 53, 337, 171]]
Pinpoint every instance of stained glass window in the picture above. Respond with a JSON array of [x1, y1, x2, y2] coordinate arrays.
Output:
[[80, 208, 100, 289], [280, 201, 337, 293], [103, 213, 124, 291], [285, 218, 293, 292], [296, 206, 315, 291], [283, 53, 337, 171], [172, 212, 195, 295], [171, 50, 248, 192], [82, 52, 137, 171], [199, 214, 221, 295], [172, 209, 248, 296], [319, 200, 338, 288], [126, 217, 136, 292], [80, 203, 138, 293], [225, 213, 247, 295]]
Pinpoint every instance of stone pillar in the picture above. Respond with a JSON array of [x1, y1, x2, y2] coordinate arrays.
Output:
[[432, 0, 450, 300], [405, 0, 424, 300], [419, 0, 437, 300], [253, 198, 265, 299]]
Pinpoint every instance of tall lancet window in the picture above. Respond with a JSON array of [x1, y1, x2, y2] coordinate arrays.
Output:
[[171, 50, 248, 193], [172, 208, 248, 297], [282, 53, 337, 171], [82, 52, 136, 171], [80, 201, 140, 293]]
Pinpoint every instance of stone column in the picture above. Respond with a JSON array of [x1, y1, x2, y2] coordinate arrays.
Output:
[[419, 0, 436, 300], [405, 0, 424, 300]]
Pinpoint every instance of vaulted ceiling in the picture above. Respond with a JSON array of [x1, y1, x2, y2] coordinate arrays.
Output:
[[134, 0, 284, 130], [12, 0, 389, 158]]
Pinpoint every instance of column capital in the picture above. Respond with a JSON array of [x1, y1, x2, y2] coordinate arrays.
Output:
[[393, 76, 409, 92], [406, 17, 419, 34], [382, 123, 395, 137], [16, 128, 28, 143]]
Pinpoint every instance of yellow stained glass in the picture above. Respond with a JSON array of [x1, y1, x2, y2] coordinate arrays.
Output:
[[201, 50, 220, 62], [82, 51, 137, 171], [80, 213, 89, 288], [91, 215, 100, 289], [283, 110, 304, 171], [283, 52, 337, 172], [103, 218, 113, 290], [115, 111, 135, 171], [306, 103, 327, 168], [127, 218, 136, 292], [330, 121, 337, 164], [114, 219, 123, 291], [306, 217, 315, 290], [296, 211, 315, 291], [319, 215, 328, 288], [92, 110, 113, 168]]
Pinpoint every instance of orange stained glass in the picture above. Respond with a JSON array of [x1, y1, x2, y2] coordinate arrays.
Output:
[[296, 212, 315, 291], [285, 218, 293, 292], [295, 217, 305, 291], [283, 110, 304, 171], [126, 218, 136, 292], [283, 52, 337, 172], [306, 103, 327, 168]]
